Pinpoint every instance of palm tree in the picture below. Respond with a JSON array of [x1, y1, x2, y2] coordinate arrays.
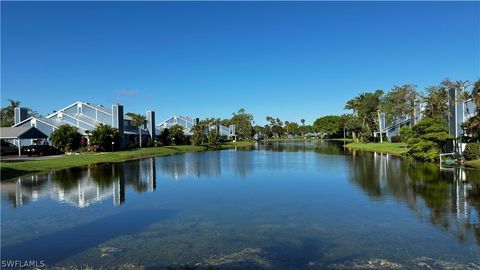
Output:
[[301, 119, 305, 137], [465, 80, 480, 141], [471, 80, 480, 108], [1, 99, 20, 127], [345, 98, 360, 116], [7, 99, 20, 112], [126, 112, 146, 148]]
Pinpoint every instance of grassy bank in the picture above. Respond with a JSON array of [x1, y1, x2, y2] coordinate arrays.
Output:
[[344, 142, 408, 156], [0, 141, 255, 181], [465, 159, 480, 169], [323, 138, 353, 142]]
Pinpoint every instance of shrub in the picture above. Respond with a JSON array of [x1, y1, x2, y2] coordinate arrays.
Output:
[[190, 124, 206, 146], [207, 129, 220, 145], [464, 143, 480, 160], [390, 135, 401, 143], [408, 140, 440, 162], [89, 145, 100, 152], [158, 128, 170, 146], [401, 116, 452, 162], [50, 125, 82, 152], [169, 124, 186, 145], [127, 143, 138, 149], [89, 124, 120, 152]]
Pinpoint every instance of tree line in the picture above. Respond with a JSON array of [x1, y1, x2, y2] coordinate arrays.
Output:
[[314, 78, 480, 161], [2, 78, 479, 161]]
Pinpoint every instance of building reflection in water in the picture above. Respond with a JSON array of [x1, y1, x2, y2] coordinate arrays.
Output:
[[1, 158, 157, 208], [348, 150, 480, 245]]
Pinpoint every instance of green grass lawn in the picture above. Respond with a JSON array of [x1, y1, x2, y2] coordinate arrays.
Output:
[[344, 142, 408, 156], [323, 138, 353, 142], [0, 141, 255, 181], [465, 159, 480, 169]]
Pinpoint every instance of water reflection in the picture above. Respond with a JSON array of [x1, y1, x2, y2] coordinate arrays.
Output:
[[1, 142, 479, 252], [349, 151, 480, 245], [155, 151, 222, 179], [153, 142, 345, 181], [258, 140, 346, 155], [155, 150, 255, 179], [1, 158, 157, 208]]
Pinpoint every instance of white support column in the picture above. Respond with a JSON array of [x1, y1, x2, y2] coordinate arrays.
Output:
[[17, 139, 21, 157]]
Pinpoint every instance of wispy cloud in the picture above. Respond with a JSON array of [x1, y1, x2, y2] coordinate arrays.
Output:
[[115, 89, 139, 97]]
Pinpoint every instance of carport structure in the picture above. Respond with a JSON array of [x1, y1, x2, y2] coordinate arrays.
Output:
[[0, 127, 48, 156]]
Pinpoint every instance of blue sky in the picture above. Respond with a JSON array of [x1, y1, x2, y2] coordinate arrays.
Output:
[[1, 1, 479, 125]]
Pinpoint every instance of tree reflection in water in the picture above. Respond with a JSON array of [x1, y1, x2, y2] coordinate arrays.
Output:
[[349, 150, 480, 245]]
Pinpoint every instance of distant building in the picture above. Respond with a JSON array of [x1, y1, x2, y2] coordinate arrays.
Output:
[[447, 88, 477, 155], [156, 115, 236, 139], [377, 90, 477, 155], [12, 101, 157, 149]]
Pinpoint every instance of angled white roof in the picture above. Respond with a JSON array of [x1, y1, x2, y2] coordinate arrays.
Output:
[[84, 103, 113, 115]]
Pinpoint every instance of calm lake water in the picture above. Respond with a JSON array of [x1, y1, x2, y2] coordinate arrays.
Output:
[[1, 141, 480, 269]]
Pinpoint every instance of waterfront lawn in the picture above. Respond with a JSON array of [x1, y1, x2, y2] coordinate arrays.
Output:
[[323, 138, 354, 142], [344, 142, 408, 156], [465, 159, 480, 169], [0, 141, 254, 181]]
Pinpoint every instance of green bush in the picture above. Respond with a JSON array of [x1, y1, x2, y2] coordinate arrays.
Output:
[[89, 124, 120, 152], [50, 125, 82, 152], [401, 116, 452, 162], [399, 126, 413, 144], [158, 128, 170, 146], [207, 129, 220, 145], [390, 135, 401, 143], [464, 143, 480, 160], [408, 140, 440, 162], [169, 125, 186, 145], [190, 124, 206, 146]]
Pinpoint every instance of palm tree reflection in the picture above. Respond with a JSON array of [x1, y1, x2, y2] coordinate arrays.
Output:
[[349, 151, 480, 245]]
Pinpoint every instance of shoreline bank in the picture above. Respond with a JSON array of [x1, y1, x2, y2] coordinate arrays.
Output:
[[465, 159, 480, 169], [344, 142, 408, 156], [345, 142, 480, 170], [0, 141, 255, 181]]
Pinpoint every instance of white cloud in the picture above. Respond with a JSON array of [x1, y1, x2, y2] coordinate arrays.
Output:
[[115, 89, 139, 97]]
